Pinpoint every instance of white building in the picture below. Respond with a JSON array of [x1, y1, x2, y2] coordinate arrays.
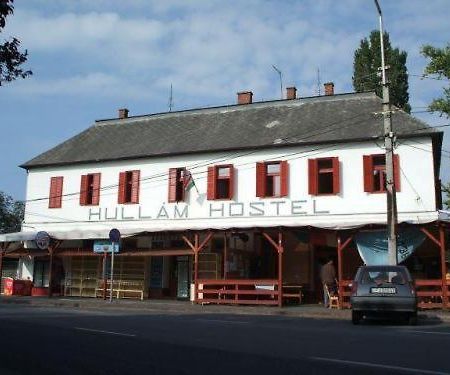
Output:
[[0, 85, 447, 307]]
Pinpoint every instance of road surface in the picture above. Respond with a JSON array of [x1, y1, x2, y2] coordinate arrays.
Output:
[[0, 304, 448, 374]]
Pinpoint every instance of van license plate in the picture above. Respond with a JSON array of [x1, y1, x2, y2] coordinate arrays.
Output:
[[371, 287, 396, 294]]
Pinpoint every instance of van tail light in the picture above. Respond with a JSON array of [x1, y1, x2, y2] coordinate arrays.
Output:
[[409, 281, 416, 296], [351, 281, 358, 296]]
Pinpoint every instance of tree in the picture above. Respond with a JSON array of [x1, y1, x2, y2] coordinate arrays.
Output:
[[0, 191, 24, 233], [442, 182, 450, 210], [0, 0, 32, 86], [353, 30, 410, 113], [421, 44, 450, 118]]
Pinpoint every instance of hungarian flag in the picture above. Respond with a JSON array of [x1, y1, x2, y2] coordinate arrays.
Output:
[[183, 169, 196, 192]]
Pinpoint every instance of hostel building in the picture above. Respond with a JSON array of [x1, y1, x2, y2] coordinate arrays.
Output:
[[0, 85, 447, 308]]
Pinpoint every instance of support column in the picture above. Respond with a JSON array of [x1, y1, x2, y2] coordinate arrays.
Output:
[[47, 241, 62, 298], [336, 234, 353, 309], [103, 251, 107, 300], [223, 232, 227, 280], [337, 235, 343, 308], [440, 225, 448, 307], [194, 234, 199, 303], [278, 230, 284, 308], [262, 230, 284, 307], [48, 246, 54, 298]]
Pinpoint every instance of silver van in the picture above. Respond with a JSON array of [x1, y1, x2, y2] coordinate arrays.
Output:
[[350, 265, 417, 325]]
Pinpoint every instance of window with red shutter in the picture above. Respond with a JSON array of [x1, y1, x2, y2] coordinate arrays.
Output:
[[309, 157, 340, 195], [280, 160, 289, 197], [49, 176, 63, 209], [168, 168, 185, 202], [363, 154, 401, 193], [92, 173, 101, 205], [207, 165, 234, 200], [308, 159, 318, 195], [118, 170, 140, 204], [256, 161, 287, 198], [256, 162, 266, 198], [80, 173, 101, 206], [363, 155, 374, 192], [118, 172, 126, 204]]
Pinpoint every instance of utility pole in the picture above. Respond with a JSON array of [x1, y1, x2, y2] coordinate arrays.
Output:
[[374, 0, 398, 265]]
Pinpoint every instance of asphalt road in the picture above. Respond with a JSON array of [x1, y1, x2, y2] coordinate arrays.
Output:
[[0, 305, 449, 375]]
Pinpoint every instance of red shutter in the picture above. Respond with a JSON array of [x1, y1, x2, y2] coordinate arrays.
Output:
[[207, 166, 216, 200], [256, 162, 266, 198], [92, 173, 101, 205], [168, 168, 178, 203], [332, 157, 340, 195], [393, 154, 401, 192], [308, 159, 318, 195], [131, 170, 140, 204], [79, 175, 88, 206], [228, 165, 235, 199], [118, 172, 126, 204], [280, 161, 289, 197], [363, 155, 374, 193], [49, 176, 63, 208]]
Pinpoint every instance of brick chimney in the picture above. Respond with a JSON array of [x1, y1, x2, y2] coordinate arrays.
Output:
[[118, 108, 129, 119], [324, 82, 334, 96], [286, 87, 297, 100], [237, 91, 253, 105]]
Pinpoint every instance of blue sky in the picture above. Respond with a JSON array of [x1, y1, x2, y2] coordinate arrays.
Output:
[[1, 0, 449, 200]]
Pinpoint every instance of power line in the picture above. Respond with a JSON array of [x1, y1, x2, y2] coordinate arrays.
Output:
[[22, 110, 372, 205]]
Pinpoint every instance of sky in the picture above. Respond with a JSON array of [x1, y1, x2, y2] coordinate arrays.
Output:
[[1, 0, 449, 200]]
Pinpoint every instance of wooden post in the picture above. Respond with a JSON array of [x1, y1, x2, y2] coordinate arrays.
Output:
[[278, 230, 284, 308], [103, 251, 107, 300], [440, 225, 448, 308], [337, 235, 343, 309], [48, 246, 54, 298], [194, 234, 199, 303], [223, 233, 227, 280]]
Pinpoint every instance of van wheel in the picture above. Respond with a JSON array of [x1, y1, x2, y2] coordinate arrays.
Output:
[[408, 312, 418, 326], [352, 311, 362, 325]]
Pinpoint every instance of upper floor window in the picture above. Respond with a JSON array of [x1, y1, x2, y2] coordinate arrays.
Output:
[[80, 173, 101, 206], [118, 170, 140, 204], [363, 154, 401, 193], [207, 165, 235, 200], [49, 176, 63, 209], [308, 157, 340, 195], [168, 168, 186, 202], [256, 161, 288, 198]]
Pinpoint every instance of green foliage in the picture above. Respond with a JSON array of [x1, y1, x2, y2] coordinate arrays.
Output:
[[353, 30, 410, 113], [0, 0, 32, 86], [0, 191, 24, 234], [442, 182, 450, 209], [421, 44, 450, 118]]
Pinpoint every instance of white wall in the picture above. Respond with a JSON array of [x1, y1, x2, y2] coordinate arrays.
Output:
[[22, 137, 438, 234]]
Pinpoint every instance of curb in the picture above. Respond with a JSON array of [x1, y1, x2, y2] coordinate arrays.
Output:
[[1, 297, 449, 322]]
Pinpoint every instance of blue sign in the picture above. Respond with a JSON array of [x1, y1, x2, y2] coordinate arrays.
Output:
[[93, 240, 120, 254]]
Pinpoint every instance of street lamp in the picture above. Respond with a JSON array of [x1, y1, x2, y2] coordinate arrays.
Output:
[[374, 0, 398, 265]]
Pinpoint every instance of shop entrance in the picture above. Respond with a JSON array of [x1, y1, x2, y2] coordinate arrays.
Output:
[[149, 256, 191, 300]]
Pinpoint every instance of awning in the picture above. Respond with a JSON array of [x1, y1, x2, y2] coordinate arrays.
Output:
[[0, 210, 441, 243]]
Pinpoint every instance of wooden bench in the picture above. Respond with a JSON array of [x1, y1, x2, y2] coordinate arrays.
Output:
[[96, 280, 144, 300], [282, 285, 303, 304]]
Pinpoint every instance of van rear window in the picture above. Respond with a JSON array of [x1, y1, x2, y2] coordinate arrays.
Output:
[[361, 270, 406, 285]]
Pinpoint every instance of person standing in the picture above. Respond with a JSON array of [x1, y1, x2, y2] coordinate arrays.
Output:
[[320, 258, 336, 307]]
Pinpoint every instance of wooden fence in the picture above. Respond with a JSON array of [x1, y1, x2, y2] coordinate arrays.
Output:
[[195, 279, 280, 305], [339, 279, 450, 309]]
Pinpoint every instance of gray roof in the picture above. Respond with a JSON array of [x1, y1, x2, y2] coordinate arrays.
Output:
[[21, 92, 441, 169]]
